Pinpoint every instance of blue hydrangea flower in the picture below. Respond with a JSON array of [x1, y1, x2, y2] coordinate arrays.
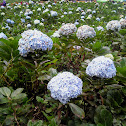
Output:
[[47, 72, 83, 104], [18, 29, 53, 57], [6, 19, 11, 23], [21, 18, 25, 23], [11, 20, 15, 24], [86, 56, 116, 78], [26, 16, 31, 20], [0, 32, 7, 39]]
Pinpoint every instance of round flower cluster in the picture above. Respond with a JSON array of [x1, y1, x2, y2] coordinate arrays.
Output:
[[50, 11, 58, 17], [76, 25, 96, 40], [106, 20, 121, 31], [96, 26, 104, 31], [18, 29, 53, 57], [86, 56, 116, 78], [0, 32, 7, 39], [34, 19, 40, 25], [47, 72, 83, 104], [59, 23, 77, 36], [119, 18, 126, 28], [6, 19, 15, 24]]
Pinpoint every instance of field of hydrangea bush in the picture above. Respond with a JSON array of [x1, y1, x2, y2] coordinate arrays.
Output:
[[0, 0, 126, 126]]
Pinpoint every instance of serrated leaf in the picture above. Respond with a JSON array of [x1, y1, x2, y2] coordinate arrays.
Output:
[[69, 103, 85, 119], [0, 87, 11, 97], [11, 88, 24, 98]]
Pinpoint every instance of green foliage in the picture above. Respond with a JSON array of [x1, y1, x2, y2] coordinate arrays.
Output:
[[27, 120, 43, 126], [69, 103, 85, 119], [0, 87, 31, 125], [94, 105, 113, 126]]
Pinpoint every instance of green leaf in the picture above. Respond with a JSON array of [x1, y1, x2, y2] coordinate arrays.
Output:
[[122, 87, 126, 96], [92, 41, 102, 52], [69, 103, 85, 119], [36, 96, 44, 103], [98, 46, 111, 55], [94, 105, 113, 126], [48, 118, 57, 126], [119, 29, 126, 35], [0, 87, 11, 97], [11, 88, 24, 98], [27, 120, 43, 126], [12, 93, 27, 100]]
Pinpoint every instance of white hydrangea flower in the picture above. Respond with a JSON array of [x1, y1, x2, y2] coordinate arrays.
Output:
[[50, 11, 58, 17], [76, 25, 96, 40], [81, 12, 86, 16], [37, 8, 41, 12], [39, 23, 44, 26], [1, 6, 5, 9], [68, 11, 72, 14], [87, 9, 92, 13], [47, 72, 83, 104], [1, 12, 5, 16], [27, 24, 31, 28], [59, 23, 77, 36], [64, 12, 67, 15], [34, 19, 40, 25], [86, 56, 116, 78], [106, 20, 121, 31], [52, 30, 60, 38], [119, 18, 126, 28], [18, 29, 53, 57], [76, 7, 82, 11], [48, 5, 52, 8], [43, 9, 49, 13]]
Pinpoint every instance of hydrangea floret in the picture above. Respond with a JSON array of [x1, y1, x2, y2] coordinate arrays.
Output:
[[47, 72, 83, 104], [18, 29, 53, 57], [86, 56, 116, 78]]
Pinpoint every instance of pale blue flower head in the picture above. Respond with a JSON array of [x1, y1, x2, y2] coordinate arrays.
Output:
[[96, 17, 100, 21], [18, 29, 53, 57], [0, 32, 7, 39], [27, 24, 31, 28], [92, 10, 96, 14], [21, 18, 25, 23], [26, 16, 31, 20], [6, 19, 11, 23], [52, 3, 56, 5], [96, 26, 104, 31], [86, 56, 116, 78], [47, 72, 83, 104], [11, 20, 15, 24]]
